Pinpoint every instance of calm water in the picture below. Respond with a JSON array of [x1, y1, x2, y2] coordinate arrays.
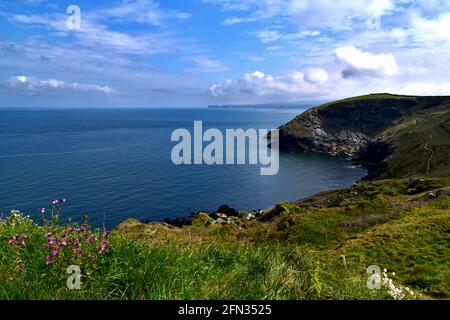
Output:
[[0, 108, 366, 228]]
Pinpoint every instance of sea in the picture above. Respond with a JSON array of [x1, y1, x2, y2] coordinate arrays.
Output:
[[0, 108, 366, 228]]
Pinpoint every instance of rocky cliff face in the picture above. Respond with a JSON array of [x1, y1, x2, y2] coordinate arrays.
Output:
[[278, 109, 370, 156], [277, 94, 450, 179]]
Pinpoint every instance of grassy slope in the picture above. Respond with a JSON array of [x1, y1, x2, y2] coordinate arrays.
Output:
[[0, 94, 449, 300], [379, 100, 450, 178]]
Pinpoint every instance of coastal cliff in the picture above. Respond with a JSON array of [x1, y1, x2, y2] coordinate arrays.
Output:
[[277, 94, 450, 179]]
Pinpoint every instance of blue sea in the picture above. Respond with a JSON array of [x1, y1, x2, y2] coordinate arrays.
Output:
[[0, 108, 366, 228]]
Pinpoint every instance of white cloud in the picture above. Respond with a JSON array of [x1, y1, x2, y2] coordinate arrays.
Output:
[[9, 2, 192, 57], [265, 46, 283, 52], [397, 81, 450, 96], [201, 0, 256, 11], [22, 0, 47, 5], [74, 21, 175, 56], [288, 0, 394, 15], [7, 75, 116, 95], [222, 17, 258, 25], [209, 69, 329, 100], [255, 29, 320, 43], [208, 0, 396, 28], [304, 68, 329, 85], [409, 12, 450, 44], [185, 56, 228, 72], [335, 46, 398, 78], [100, 0, 191, 26]]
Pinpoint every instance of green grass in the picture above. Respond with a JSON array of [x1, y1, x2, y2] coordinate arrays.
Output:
[[1, 178, 448, 300], [380, 103, 450, 178], [0, 215, 387, 300]]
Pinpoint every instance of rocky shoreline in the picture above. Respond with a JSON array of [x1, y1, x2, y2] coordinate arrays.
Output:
[[156, 204, 263, 228]]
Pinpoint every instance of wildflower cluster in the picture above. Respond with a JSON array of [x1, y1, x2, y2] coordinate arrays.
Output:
[[8, 233, 27, 247], [7, 232, 28, 273], [371, 267, 415, 300], [2, 207, 112, 277], [4, 210, 34, 227], [382, 269, 415, 300], [43, 224, 111, 266]]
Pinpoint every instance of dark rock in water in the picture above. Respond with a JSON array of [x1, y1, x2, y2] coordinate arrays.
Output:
[[217, 204, 231, 213], [209, 212, 220, 220], [163, 216, 192, 227], [217, 204, 239, 217]]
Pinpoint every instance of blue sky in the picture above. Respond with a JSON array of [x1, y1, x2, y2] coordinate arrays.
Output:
[[1, 0, 450, 107]]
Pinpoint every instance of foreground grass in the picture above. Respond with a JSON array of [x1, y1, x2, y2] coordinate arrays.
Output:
[[0, 222, 387, 300], [0, 178, 448, 300], [0, 213, 389, 300]]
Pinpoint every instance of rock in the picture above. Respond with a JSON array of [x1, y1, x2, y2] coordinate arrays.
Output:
[[216, 218, 225, 224], [277, 107, 371, 156], [209, 212, 220, 220], [240, 212, 256, 220], [246, 213, 256, 220], [215, 217, 232, 225], [216, 204, 239, 217], [217, 204, 230, 213], [163, 216, 192, 227]]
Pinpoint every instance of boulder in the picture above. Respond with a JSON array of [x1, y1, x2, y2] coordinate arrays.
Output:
[[163, 216, 192, 227], [217, 204, 239, 217]]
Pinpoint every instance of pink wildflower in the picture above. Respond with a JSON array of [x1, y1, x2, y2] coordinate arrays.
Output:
[[99, 239, 109, 253], [8, 235, 17, 245]]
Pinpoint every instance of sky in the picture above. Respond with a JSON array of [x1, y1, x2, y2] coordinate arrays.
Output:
[[1, 0, 450, 108]]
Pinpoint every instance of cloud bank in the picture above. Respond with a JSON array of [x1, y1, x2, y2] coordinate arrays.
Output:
[[209, 69, 329, 100], [7, 76, 116, 96]]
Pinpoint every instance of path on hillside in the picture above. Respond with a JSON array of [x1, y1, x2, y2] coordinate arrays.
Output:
[[424, 133, 434, 174]]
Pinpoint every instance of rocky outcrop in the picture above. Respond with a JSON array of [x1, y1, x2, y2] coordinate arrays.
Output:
[[278, 94, 416, 157], [161, 205, 262, 228], [278, 109, 370, 156]]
